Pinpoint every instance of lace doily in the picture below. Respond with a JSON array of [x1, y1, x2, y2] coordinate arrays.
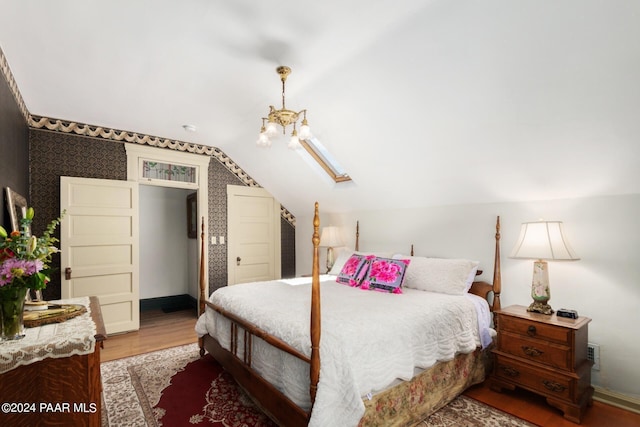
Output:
[[0, 296, 97, 374]]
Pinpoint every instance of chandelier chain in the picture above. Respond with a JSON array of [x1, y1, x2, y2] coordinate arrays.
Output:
[[281, 78, 286, 110]]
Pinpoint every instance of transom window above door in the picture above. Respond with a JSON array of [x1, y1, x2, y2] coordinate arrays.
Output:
[[142, 160, 196, 184], [125, 144, 210, 190]]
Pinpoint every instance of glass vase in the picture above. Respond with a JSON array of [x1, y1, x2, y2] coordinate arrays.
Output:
[[0, 286, 28, 340]]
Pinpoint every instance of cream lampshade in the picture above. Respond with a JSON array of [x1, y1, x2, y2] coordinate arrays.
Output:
[[510, 220, 579, 315], [320, 226, 343, 273]]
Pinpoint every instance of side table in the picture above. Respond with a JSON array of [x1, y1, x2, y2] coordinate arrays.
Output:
[[0, 296, 106, 427], [490, 304, 593, 423]]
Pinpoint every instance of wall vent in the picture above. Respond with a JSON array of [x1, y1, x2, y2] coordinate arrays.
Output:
[[587, 343, 600, 371]]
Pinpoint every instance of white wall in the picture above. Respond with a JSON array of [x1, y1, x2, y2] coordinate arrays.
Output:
[[139, 185, 197, 299], [295, 193, 640, 400]]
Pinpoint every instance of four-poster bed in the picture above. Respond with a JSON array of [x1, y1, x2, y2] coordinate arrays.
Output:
[[197, 203, 502, 426]]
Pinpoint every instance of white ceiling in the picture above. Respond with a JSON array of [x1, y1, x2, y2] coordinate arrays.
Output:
[[2, 0, 639, 217]]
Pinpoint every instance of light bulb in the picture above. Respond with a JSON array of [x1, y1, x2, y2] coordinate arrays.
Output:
[[288, 130, 300, 149], [265, 121, 278, 137], [299, 118, 311, 139], [256, 132, 270, 147]]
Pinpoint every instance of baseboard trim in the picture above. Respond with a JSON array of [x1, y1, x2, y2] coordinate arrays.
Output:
[[593, 386, 640, 415], [140, 294, 197, 313]]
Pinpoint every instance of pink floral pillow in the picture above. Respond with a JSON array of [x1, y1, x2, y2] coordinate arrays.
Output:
[[336, 254, 370, 287], [360, 257, 410, 294]]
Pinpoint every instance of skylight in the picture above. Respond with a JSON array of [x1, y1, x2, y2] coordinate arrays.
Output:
[[299, 137, 351, 183]]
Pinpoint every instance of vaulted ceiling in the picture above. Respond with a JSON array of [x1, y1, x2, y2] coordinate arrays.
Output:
[[1, 0, 639, 217]]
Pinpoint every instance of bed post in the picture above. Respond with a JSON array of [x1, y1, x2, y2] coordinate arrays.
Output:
[[310, 203, 321, 405], [355, 220, 360, 252], [492, 216, 502, 314], [199, 217, 206, 357]]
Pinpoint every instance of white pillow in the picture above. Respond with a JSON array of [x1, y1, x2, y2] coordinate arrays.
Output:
[[464, 265, 479, 292], [403, 257, 480, 295], [328, 250, 354, 275]]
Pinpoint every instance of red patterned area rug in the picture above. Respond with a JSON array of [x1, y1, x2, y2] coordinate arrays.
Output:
[[101, 343, 536, 427]]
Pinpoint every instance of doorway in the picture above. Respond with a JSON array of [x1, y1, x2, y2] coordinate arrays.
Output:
[[124, 144, 210, 329], [139, 185, 198, 308]]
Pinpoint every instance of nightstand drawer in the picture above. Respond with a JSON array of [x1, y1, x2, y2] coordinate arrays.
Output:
[[495, 355, 573, 401], [500, 330, 571, 370], [499, 315, 570, 345]]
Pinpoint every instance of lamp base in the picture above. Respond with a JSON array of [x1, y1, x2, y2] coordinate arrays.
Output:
[[527, 260, 553, 315], [527, 300, 554, 315], [326, 247, 334, 274]]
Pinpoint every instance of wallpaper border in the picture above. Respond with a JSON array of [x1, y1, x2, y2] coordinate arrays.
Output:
[[0, 46, 30, 124]]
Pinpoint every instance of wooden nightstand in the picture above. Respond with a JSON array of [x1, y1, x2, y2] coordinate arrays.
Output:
[[490, 305, 594, 423]]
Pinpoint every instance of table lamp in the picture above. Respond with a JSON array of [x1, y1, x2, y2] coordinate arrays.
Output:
[[510, 220, 579, 315], [320, 226, 343, 273]]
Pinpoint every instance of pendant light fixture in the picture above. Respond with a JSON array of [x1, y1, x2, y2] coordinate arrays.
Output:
[[257, 66, 311, 149]]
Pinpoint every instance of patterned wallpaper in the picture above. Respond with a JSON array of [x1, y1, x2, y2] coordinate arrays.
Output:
[[0, 49, 29, 230], [29, 129, 296, 299], [281, 217, 296, 278]]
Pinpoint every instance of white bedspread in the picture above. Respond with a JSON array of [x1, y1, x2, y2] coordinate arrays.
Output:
[[195, 275, 491, 427]]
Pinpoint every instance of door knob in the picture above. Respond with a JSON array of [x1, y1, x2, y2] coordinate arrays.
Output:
[[65, 267, 72, 280], [236, 257, 241, 266]]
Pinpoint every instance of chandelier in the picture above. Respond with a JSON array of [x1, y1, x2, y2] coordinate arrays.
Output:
[[257, 66, 311, 149]]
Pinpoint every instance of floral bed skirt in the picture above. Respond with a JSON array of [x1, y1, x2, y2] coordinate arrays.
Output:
[[359, 346, 491, 427]]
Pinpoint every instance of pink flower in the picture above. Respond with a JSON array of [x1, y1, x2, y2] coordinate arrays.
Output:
[[392, 287, 403, 294], [0, 207, 62, 291], [0, 258, 44, 287], [369, 260, 401, 283], [361, 281, 370, 290], [341, 257, 361, 275]]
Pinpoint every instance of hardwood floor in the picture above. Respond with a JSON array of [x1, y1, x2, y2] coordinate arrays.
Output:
[[101, 308, 199, 362], [101, 309, 640, 427], [465, 382, 639, 427]]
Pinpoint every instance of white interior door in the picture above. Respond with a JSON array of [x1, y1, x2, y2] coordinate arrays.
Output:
[[227, 185, 281, 285], [60, 176, 139, 334]]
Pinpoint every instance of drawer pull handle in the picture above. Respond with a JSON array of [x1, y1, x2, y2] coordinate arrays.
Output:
[[522, 346, 544, 357], [542, 380, 566, 393], [499, 365, 520, 377], [527, 325, 536, 336]]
